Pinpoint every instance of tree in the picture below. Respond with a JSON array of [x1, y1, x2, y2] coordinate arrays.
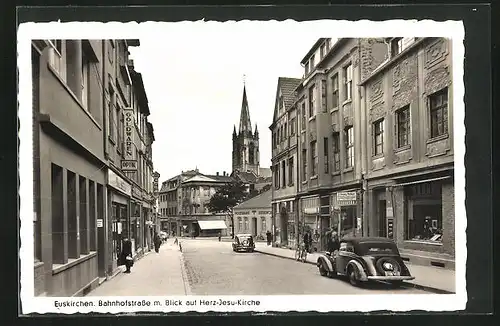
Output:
[[206, 180, 248, 238]]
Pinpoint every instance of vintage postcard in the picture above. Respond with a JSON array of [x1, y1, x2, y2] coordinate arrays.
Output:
[[18, 18, 466, 314]]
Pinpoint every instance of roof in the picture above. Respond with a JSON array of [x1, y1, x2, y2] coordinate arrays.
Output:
[[238, 85, 253, 134], [234, 189, 272, 210], [232, 170, 258, 183], [130, 70, 150, 116], [300, 38, 329, 64], [205, 174, 234, 182], [272, 77, 302, 123], [183, 174, 230, 184]]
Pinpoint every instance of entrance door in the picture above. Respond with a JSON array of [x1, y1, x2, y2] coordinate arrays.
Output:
[[97, 185, 106, 277], [252, 218, 257, 236], [378, 200, 387, 237]]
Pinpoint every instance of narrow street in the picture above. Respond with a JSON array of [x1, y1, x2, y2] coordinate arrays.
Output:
[[86, 238, 427, 296], [180, 239, 426, 295]]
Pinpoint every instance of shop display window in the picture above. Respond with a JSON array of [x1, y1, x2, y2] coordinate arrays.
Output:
[[405, 182, 443, 243]]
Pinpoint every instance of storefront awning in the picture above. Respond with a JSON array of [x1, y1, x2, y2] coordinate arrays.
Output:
[[197, 220, 227, 230]]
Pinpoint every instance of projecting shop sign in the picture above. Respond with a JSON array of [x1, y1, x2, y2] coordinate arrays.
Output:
[[122, 107, 137, 171]]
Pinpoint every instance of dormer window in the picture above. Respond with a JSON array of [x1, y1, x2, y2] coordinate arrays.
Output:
[[391, 37, 416, 58], [320, 43, 326, 59], [310, 54, 315, 70]]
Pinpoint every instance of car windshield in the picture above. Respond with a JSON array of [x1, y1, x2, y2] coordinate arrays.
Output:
[[357, 242, 399, 255]]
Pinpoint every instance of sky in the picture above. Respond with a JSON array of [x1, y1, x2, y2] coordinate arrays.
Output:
[[128, 21, 319, 181]]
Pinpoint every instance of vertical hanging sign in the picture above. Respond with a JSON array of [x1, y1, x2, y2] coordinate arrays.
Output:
[[122, 107, 137, 171]]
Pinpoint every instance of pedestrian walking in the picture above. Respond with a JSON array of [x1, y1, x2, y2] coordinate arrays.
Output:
[[266, 230, 272, 246], [303, 231, 310, 253], [119, 238, 134, 273], [154, 233, 161, 253], [218, 231, 222, 242]]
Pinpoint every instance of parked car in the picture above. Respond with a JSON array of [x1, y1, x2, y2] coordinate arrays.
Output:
[[316, 237, 415, 287], [232, 234, 255, 252]]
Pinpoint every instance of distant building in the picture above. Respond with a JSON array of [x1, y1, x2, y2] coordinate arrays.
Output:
[[158, 169, 232, 237], [233, 190, 272, 238]]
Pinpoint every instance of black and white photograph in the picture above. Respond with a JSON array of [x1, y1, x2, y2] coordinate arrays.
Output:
[[18, 18, 466, 313]]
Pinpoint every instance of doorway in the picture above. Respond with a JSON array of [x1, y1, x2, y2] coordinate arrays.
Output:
[[252, 217, 257, 236], [378, 200, 387, 237]]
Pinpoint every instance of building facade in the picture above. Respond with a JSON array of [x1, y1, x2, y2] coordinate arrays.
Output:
[[33, 39, 109, 296], [159, 169, 230, 237], [233, 190, 273, 239], [360, 37, 455, 268], [32, 39, 156, 297], [270, 77, 302, 249], [293, 38, 387, 251]]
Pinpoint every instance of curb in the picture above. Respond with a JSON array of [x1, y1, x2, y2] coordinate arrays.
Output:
[[178, 245, 192, 295], [255, 249, 454, 294]]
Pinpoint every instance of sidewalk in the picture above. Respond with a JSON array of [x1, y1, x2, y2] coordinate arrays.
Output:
[[254, 243, 455, 294], [86, 241, 190, 296]]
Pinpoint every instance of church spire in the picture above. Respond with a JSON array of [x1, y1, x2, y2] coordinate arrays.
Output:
[[254, 124, 259, 137], [238, 82, 252, 134]]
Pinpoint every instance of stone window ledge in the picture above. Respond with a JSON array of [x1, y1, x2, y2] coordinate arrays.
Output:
[[404, 240, 443, 247], [394, 144, 411, 153], [310, 175, 318, 180], [427, 134, 449, 144], [52, 251, 97, 275]]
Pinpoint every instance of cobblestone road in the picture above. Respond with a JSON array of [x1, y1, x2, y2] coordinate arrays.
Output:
[[180, 239, 427, 295]]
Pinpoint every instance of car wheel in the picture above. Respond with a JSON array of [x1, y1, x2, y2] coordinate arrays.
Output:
[[319, 262, 328, 277], [348, 267, 360, 286]]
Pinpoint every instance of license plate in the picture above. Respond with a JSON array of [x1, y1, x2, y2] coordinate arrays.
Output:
[[385, 271, 400, 276]]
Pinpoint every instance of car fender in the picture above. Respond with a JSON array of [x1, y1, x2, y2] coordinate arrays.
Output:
[[317, 255, 334, 272], [347, 260, 368, 281]]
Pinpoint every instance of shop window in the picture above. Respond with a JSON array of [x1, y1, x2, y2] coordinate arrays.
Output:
[[79, 176, 89, 254], [51, 164, 65, 264], [244, 218, 249, 231], [238, 218, 243, 232], [340, 206, 358, 236], [261, 217, 266, 233], [429, 87, 449, 139], [405, 182, 443, 242]]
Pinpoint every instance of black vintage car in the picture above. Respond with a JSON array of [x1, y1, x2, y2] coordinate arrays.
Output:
[[232, 234, 255, 252], [316, 237, 415, 287]]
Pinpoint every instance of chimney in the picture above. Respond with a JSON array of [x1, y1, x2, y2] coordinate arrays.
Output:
[[216, 172, 219, 176]]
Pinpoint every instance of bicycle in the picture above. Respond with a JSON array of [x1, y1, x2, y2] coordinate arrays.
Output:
[[294, 242, 308, 263]]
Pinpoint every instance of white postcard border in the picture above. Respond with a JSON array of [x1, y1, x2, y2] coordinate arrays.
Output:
[[18, 19, 466, 313]]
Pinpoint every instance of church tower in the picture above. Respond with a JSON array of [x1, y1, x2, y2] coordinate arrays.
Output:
[[232, 84, 260, 176]]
